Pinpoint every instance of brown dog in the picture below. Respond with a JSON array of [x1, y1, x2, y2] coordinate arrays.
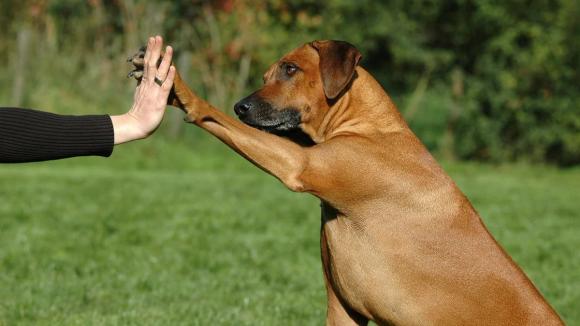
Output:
[[130, 40, 563, 325]]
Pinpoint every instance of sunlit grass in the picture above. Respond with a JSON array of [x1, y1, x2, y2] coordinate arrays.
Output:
[[1, 138, 578, 325]]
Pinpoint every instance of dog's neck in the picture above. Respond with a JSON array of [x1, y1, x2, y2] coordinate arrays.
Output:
[[302, 67, 407, 143]]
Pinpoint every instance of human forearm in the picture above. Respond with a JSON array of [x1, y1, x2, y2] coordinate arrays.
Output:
[[0, 107, 113, 163], [0, 36, 175, 163]]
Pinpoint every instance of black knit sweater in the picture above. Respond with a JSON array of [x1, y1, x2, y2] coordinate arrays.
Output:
[[0, 107, 114, 163]]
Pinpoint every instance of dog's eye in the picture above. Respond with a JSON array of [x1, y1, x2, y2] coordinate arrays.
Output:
[[285, 64, 298, 76]]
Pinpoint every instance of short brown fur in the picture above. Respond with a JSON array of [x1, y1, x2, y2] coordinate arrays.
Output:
[[162, 41, 563, 325]]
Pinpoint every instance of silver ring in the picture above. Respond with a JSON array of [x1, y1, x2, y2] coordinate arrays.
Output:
[[154, 76, 164, 86]]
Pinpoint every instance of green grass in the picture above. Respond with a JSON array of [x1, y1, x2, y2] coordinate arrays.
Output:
[[1, 133, 579, 325]]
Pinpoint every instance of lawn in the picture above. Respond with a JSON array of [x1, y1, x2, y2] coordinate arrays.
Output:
[[1, 133, 579, 325]]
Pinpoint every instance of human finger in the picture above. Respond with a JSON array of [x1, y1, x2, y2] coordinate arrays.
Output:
[[147, 35, 163, 80], [156, 46, 173, 81], [143, 36, 154, 79], [161, 66, 176, 93]]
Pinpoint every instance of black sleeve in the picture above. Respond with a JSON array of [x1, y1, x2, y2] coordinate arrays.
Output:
[[0, 107, 114, 163]]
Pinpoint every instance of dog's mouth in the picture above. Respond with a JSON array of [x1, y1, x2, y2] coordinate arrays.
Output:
[[242, 119, 284, 131], [238, 108, 301, 132]]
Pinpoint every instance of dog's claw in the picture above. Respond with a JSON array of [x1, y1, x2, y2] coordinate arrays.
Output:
[[126, 45, 167, 80], [127, 69, 143, 79], [131, 57, 145, 67], [127, 45, 147, 80]]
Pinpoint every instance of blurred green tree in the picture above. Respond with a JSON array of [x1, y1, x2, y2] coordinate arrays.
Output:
[[0, 0, 577, 165]]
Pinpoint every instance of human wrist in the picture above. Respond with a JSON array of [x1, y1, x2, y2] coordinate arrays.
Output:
[[110, 113, 146, 145]]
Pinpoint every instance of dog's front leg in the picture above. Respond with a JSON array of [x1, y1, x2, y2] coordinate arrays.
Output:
[[127, 48, 313, 192], [174, 74, 310, 192]]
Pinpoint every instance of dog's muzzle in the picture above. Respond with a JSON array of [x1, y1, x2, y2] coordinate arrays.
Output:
[[234, 95, 301, 132]]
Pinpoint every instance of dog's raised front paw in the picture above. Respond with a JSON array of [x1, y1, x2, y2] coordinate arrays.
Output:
[[127, 46, 146, 80]]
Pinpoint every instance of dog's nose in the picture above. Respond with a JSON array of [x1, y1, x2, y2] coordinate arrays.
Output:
[[234, 101, 253, 116]]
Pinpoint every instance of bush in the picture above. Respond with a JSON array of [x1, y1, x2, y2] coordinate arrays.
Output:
[[0, 0, 578, 165], [452, 0, 580, 166]]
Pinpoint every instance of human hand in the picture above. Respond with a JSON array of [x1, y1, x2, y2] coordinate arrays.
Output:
[[111, 35, 176, 144]]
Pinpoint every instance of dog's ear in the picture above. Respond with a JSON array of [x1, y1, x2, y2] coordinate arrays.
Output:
[[310, 40, 362, 100]]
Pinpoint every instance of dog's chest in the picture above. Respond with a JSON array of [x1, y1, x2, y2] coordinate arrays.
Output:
[[320, 202, 377, 313], [319, 202, 414, 322]]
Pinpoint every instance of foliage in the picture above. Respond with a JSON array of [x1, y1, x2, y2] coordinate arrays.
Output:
[[452, 0, 580, 165], [0, 0, 578, 165]]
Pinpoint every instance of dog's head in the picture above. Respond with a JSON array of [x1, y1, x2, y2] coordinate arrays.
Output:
[[234, 40, 362, 133]]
